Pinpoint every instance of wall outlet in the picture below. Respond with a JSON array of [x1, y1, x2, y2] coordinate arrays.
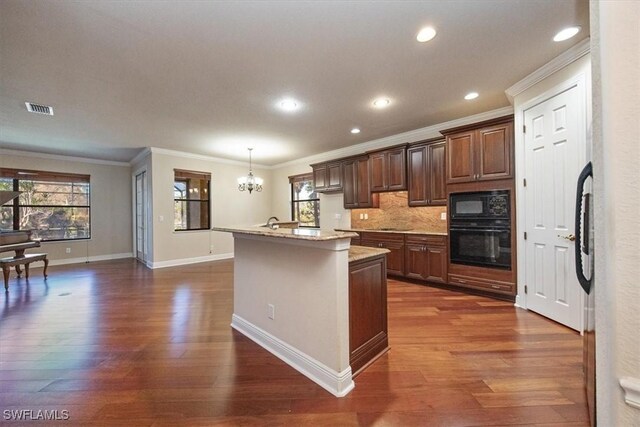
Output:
[[364, 213, 368, 220], [158, 215, 164, 222], [441, 212, 447, 220], [359, 213, 364, 220], [268, 304, 275, 320], [65, 248, 71, 254], [334, 213, 342, 220]]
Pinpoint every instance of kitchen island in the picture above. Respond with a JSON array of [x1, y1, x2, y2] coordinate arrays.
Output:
[[212, 226, 389, 397]]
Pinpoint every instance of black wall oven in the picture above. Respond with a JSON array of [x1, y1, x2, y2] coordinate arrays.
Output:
[[449, 190, 512, 270]]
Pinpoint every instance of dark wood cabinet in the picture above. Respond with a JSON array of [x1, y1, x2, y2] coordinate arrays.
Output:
[[311, 161, 343, 192], [407, 138, 446, 206], [442, 116, 513, 184], [368, 146, 407, 192], [359, 232, 405, 277], [343, 156, 378, 209], [404, 234, 447, 283], [349, 254, 389, 376]]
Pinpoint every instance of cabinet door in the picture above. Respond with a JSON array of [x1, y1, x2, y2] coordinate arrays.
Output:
[[425, 245, 447, 283], [446, 131, 475, 184], [369, 152, 387, 191], [381, 241, 404, 276], [404, 243, 427, 280], [428, 141, 447, 205], [342, 160, 357, 209], [477, 122, 513, 181], [387, 148, 407, 190], [356, 157, 376, 207], [313, 164, 327, 191], [327, 162, 343, 191], [407, 145, 428, 206]]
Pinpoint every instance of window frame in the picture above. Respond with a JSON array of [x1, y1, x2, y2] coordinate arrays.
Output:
[[289, 173, 320, 228], [0, 168, 91, 242], [173, 169, 211, 232]]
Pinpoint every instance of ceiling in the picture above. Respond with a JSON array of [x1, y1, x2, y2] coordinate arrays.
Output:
[[0, 1, 589, 166]]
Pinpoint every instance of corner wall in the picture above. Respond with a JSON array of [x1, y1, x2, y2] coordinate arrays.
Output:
[[592, 1, 640, 424]]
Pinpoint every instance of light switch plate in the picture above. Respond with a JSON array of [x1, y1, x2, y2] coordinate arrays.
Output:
[[441, 212, 447, 220]]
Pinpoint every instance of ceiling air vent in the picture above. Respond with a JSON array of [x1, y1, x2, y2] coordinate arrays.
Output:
[[25, 102, 54, 116]]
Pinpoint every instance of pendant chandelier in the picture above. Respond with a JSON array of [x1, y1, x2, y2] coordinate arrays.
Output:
[[237, 148, 263, 194]]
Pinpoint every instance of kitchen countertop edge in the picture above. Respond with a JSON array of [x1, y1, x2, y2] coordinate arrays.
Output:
[[348, 245, 390, 263], [212, 226, 358, 241]]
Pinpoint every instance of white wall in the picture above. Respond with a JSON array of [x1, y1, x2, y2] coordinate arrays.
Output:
[[148, 150, 273, 266], [0, 149, 132, 263], [592, 1, 640, 425]]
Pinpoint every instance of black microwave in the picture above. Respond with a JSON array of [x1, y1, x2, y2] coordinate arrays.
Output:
[[450, 190, 510, 221]]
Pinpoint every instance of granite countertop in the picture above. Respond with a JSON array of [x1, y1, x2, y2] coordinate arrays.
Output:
[[348, 245, 390, 263], [212, 226, 358, 241], [336, 228, 447, 236]]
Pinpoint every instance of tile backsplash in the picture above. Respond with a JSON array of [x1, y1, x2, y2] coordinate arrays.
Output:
[[350, 191, 447, 233]]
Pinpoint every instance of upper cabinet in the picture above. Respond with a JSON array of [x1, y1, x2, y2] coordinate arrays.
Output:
[[442, 116, 514, 184], [407, 138, 446, 206], [312, 161, 343, 192], [343, 156, 379, 209], [368, 146, 407, 192]]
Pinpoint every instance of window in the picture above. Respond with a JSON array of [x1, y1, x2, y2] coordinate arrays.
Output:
[[174, 169, 210, 231], [290, 173, 319, 228], [0, 168, 91, 241]]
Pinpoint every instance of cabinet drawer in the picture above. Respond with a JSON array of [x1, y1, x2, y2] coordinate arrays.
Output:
[[405, 234, 446, 246], [448, 274, 514, 295], [359, 232, 404, 242]]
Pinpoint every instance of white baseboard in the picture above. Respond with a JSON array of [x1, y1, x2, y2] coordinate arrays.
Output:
[[514, 294, 526, 309], [27, 252, 133, 267], [149, 253, 233, 269], [231, 314, 354, 397]]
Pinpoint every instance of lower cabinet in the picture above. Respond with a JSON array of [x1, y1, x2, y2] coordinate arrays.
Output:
[[349, 254, 389, 376], [359, 232, 405, 277], [404, 235, 447, 283]]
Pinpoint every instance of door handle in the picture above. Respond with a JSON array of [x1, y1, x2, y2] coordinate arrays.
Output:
[[558, 234, 576, 241]]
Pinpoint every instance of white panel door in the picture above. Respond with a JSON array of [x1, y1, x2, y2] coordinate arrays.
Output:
[[523, 85, 583, 330]]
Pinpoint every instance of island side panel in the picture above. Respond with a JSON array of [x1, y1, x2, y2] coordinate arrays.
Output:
[[231, 234, 352, 387]]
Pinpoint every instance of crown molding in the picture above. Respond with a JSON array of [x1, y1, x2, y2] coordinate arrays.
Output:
[[129, 147, 151, 166], [272, 106, 514, 169], [147, 147, 273, 170], [0, 148, 130, 167], [505, 37, 590, 103]]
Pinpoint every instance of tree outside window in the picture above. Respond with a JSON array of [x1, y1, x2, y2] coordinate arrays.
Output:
[[290, 173, 319, 228], [0, 169, 91, 241]]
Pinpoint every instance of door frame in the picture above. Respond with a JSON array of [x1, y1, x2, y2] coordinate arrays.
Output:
[[132, 166, 151, 267], [514, 71, 591, 330]]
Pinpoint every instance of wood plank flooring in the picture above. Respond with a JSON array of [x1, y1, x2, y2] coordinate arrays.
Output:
[[0, 259, 588, 426]]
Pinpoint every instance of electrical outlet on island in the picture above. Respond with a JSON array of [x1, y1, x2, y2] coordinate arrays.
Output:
[[441, 212, 447, 220]]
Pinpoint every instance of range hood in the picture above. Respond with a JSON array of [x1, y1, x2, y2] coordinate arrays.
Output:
[[0, 191, 21, 206]]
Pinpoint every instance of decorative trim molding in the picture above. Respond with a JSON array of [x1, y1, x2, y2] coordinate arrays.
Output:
[[514, 295, 525, 309], [27, 252, 133, 267], [620, 377, 640, 409], [231, 314, 355, 397], [149, 252, 233, 269], [505, 38, 590, 102], [129, 147, 151, 166], [0, 148, 131, 167], [148, 147, 272, 170], [272, 106, 514, 169]]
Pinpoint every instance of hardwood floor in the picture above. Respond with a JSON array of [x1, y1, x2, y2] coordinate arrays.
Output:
[[0, 259, 588, 426]]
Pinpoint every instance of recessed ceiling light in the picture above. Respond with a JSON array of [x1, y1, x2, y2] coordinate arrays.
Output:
[[416, 26, 437, 43], [350, 128, 361, 134], [372, 98, 391, 108], [278, 98, 300, 112], [464, 92, 479, 100], [553, 26, 581, 42]]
